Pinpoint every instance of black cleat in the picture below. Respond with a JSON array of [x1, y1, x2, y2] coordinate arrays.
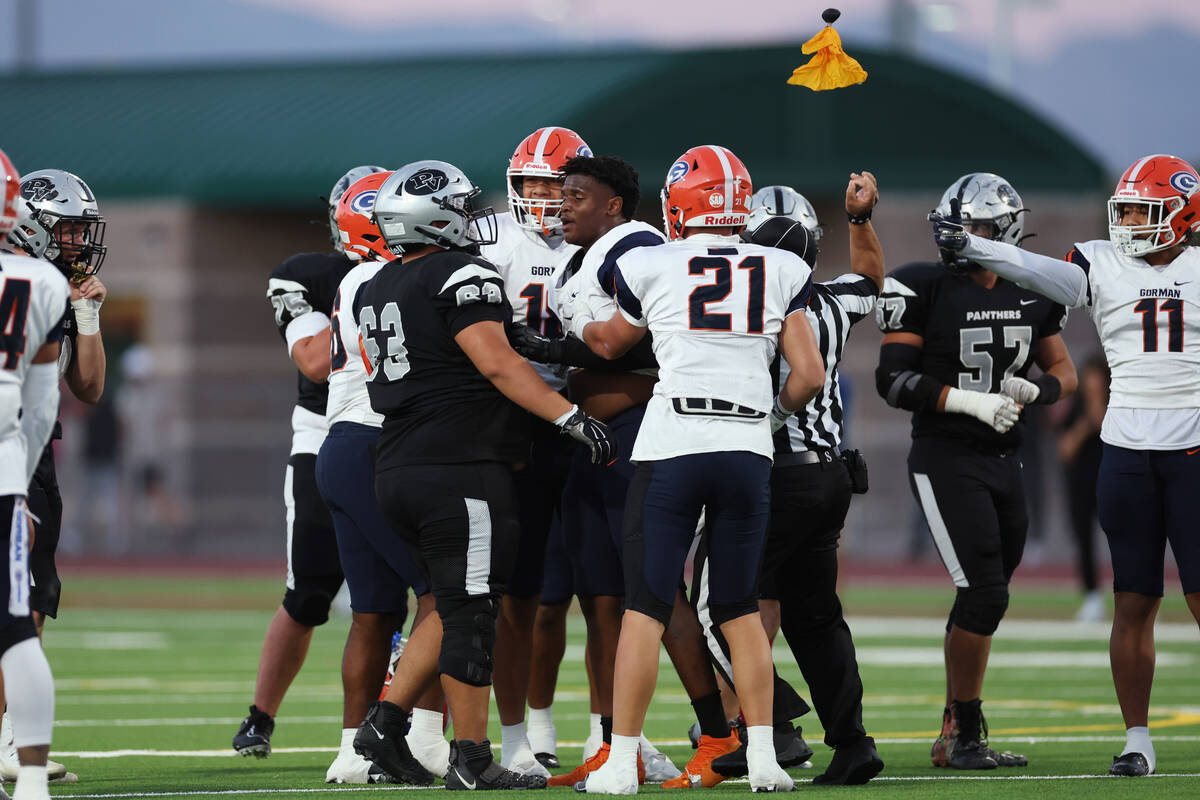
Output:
[[353, 701, 436, 786], [986, 746, 1028, 767], [1109, 752, 1150, 777], [948, 739, 997, 770], [445, 739, 547, 790], [813, 736, 884, 786], [534, 752, 560, 770], [232, 705, 274, 758], [712, 721, 814, 777]]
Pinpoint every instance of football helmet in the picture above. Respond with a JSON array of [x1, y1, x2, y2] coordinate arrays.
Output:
[[10, 169, 107, 277], [661, 145, 752, 240], [748, 185, 823, 242], [741, 212, 818, 268], [334, 171, 396, 263], [373, 160, 497, 254], [1108, 154, 1200, 258], [328, 165, 387, 251], [934, 173, 1027, 248], [506, 126, 592, 233], [0, 148, 19, 239]]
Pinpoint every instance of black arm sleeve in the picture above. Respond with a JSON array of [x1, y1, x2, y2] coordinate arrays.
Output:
[[875, 342, 946, 412], [554, 332, 658, 372]]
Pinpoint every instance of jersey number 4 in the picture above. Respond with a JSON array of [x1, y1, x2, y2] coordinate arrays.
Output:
[[688, 256, 765, 333], [1134, 298, 1183, 353], [0, 279, 32, 370], [358, 302, 410, 381]]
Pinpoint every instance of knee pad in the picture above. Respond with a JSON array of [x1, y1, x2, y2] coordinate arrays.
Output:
[[0, 617, 38, 657], [951, 584, 1009, 636], [282, 577, 341, 627], [709, 598, 760, 628], [438, 596, 498, 687]]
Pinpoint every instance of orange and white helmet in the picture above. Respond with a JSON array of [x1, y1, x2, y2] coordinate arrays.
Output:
[[1109, 154, 1200, 258], [506, 126, 592, 233], [0, 148, 19, 239], [334, 172, 396, 262], [661, 145, 752, 241]]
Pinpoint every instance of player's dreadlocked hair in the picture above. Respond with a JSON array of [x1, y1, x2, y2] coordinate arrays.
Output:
[[562, 155, 641, 220]]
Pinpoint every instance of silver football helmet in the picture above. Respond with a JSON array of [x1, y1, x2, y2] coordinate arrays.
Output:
[[9, 169, 107, 276], [935, 173, 1028, 247], [328, 165, 387, 251], [748, 185, 823, 242], [372, 161, 497, 254]]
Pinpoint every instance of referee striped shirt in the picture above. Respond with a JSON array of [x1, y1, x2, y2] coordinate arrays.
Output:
[[772, 273, 878, 454]]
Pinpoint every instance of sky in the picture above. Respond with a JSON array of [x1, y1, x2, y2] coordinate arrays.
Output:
[[2, 0, 1197, 172]]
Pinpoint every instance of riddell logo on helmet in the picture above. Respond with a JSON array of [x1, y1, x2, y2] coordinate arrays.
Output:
[[699, 213, 747, 226]]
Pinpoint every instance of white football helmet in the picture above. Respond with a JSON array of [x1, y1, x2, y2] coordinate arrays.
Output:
[[9, 169, 107, 276], [748, 185, 823, 242], [372, 161, 497, 254], [328, 165, 387, 251], [935, 173, 1028, 247]]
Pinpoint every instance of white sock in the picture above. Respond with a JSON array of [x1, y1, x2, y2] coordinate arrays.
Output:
[[14, 765, 48, 799], [500, 722, 530, 766], [609, 734, 640, 777], [590, 713, 602, 740], [529, 706, 554, 731], [338, 727, 356, 755], [408, 709, 444, 745], [1123, 726, 1155, 772], [1, 640, 54, 746], [528, 706, 556, 752], [746, 725, 774, 758]]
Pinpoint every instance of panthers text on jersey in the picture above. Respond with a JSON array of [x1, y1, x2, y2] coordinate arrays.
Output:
[[353, 249, 528, 469], [481, 213, 577, 389], [876, 261, 1068, 448], [611, 233, 813, 462], [1067, 241, 1200, 449], [0, 252, 69, 495], [327, 260, 385, 428], [266, 251, 355, 453]]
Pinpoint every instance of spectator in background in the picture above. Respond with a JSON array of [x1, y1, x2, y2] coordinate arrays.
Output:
[[1057, 355, 1110, 623]]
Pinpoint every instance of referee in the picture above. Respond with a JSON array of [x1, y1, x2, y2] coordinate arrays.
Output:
[[697, 174, 885, 786]]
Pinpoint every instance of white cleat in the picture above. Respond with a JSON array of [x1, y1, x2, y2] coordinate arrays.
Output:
[[503, 745, 552, 779], [0, 715, 70, 783], [1076, 591, 1106, 623], [638, 738, 681, 782], [749, 749, 795, 793], [325, 748, 391, 784], [577, 761, 638, 795], [406, 732, 451, 779]]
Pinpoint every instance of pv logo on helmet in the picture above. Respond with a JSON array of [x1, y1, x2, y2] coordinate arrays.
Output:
[[708, 192, 724, 208], [21, 177, 59, 203], [405, 169, 449, 196], [350, 189, 378, 216], [667, 160, 690, 185], [1169, 171, 1198, 195]]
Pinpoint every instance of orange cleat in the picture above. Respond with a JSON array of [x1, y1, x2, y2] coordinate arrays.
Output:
[[549, 742, 647, 787], [931, 706, 958, 768], [661, 733, 741, 788]]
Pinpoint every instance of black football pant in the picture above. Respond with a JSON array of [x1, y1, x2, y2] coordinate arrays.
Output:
[[26, 444, 63, 619]]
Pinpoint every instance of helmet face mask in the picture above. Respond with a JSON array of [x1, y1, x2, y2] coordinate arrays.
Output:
[[373, 161, 497, 255], [328, 165, 387, 252], [1107, 155, 1199, 259], [507, 127, 592, 234], [11, 170, 107, 279]]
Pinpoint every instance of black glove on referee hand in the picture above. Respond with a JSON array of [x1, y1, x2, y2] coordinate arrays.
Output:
[[558, 407, 618, 466], [509, 322, 562, 364]]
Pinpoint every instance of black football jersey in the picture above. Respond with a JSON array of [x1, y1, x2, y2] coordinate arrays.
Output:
[[353, 249, 528, 468], [267, 251, 354, 415], [877, 261, 1068, 448]]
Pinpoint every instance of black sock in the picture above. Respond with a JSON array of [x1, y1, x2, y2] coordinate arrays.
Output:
[[456, 739, 494, 774], [692, 692, 730, 739], [600, 715, 613, 745], [952, 698, 982, 741], [377, 700, 412, 737]]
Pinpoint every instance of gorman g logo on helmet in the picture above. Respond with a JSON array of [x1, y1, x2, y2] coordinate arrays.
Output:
[[1169, 171, 1199, 196], [667, 160, 690, 185], [576, 145, 593, 158], [350, 189, 378, 216]]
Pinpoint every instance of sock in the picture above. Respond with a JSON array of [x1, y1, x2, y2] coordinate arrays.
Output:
[[15, 765, 48, 799], [952, 698, 982, 742], [409, 709, 445, 745], [376, 700, 411, 737], [746, 725, 774, 758], [585, 713, 603, 759], [609, 734, 640, 777], [1, 639, 54, 746], [691, 692, 730, 739], [528, 706, 556, 753], [589, 713, 602, 739], [500, 722, 530, 765], [338, 727, 357, 755], [1123, 726, 1155, 772], [600, 716, 613, 745]]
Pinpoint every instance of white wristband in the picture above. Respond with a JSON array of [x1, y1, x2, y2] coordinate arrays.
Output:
[[553, 404, 580, 427], [72, 297, 101, 336]]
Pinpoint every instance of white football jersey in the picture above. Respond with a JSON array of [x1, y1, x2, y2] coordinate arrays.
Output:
[[327, 260, 385, 428], [556, 220, 666, 328], [612, 233, 813, 461], [0, 252, 70, 494], [481, 213, 578, 389], [1072, 240, 1200, 448]]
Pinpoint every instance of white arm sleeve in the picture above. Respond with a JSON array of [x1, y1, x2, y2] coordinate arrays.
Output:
[[20, 362, 60, 485], [960, 234, 1090, 308]]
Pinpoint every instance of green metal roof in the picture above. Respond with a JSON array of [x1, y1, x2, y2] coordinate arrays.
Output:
[[0, 44, 1106, 206]]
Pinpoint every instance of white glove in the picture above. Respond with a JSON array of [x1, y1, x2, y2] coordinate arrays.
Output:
[[1000, 376, 1040, 405], [943, 387, 1021, 433], [769, 396, 794, 433], [72, 296, 102, 335]]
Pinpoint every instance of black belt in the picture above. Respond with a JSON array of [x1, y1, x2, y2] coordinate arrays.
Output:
[[773, 449, 836, 467], [671, 397, 766, 420]]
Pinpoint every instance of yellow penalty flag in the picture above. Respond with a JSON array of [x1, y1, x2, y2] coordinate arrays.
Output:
[[787, 15, 867, 91]]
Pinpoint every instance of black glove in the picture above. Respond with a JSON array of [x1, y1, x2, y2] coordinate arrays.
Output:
[[558, 407, 618, 466], [928, 196, 969, 266], [509, 322, 562, 364]]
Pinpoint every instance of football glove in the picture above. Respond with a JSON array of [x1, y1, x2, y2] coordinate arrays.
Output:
[[769, 396, 794, 433], [943, 388, 1021, 434], [556, 406, 618, 465], [508, 322, 561, 364], [1000, 376, 1040, 405], [929, 196, 970, 269]]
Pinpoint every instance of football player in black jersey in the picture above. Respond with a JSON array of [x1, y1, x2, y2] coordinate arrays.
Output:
[[233, 166, 386, 763], [875, 173, 1077, 770], [3, 168, 109, 784], [349, 160, 613, 790]]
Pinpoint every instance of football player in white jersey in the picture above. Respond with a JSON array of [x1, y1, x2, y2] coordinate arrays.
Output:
[[480, 126, 589, 778], [0, 147, 71, 800], [574, 145, 825, 794], [932, 153, 1200, 777]]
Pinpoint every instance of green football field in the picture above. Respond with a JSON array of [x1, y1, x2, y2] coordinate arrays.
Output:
[[19, 569, 1200, 798]]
